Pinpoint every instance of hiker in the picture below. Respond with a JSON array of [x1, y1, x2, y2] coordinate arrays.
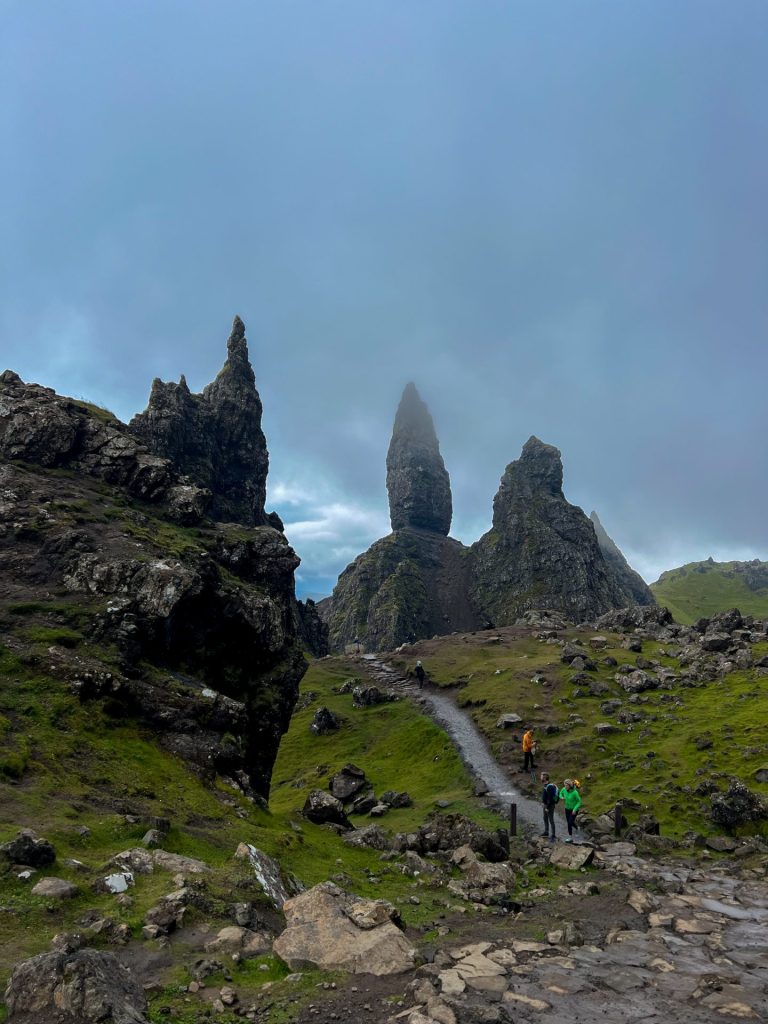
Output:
[[540, 772, 558, 841], [522, 727, 536, 771], [414, 660, 426, 689], [559, 778, 582, 842]]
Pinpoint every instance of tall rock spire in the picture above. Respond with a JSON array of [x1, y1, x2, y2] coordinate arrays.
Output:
[[130, 316, 269, 526], [386, 383, 452, 535]]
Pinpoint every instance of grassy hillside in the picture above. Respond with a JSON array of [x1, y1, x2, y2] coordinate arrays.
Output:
[[651, 559, 768, 624], [389, 627, 768, 840], [0, 648, 506, 1022]]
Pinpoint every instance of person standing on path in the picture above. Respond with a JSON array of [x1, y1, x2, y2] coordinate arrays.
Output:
[[559, 778, 582, 841], [522, 727, 536, 772], [540, 772, 558, 841], [414, 661, 426, 689]]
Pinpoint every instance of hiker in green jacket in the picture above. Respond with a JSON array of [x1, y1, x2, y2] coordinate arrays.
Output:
[[559, 779, 582, 842]]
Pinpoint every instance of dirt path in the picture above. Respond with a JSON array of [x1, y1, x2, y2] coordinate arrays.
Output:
[[358, 655, 545, 828]]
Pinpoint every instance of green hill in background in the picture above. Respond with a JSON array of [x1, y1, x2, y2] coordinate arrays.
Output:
[[651, 558, 768, 624]]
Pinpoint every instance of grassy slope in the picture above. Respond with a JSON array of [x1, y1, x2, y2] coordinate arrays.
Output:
[[390, 630, 768, 840], [0, 649, 507, 1022], [651, 560, 768, 624]]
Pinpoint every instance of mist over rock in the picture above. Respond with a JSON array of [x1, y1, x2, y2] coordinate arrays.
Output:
[[590, 510, 655, 607], [386, 382, 452, 535], [130, 316, 269, 526], [326, 386, 481, 651], [470, 436, 628, 626]]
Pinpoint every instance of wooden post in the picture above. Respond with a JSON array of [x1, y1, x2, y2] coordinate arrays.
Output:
[[509, 802, 517, 837], [614, 801, 623, 837]]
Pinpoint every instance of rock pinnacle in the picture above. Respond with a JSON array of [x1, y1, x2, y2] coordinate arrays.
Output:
[[386, 383, 452, 535]]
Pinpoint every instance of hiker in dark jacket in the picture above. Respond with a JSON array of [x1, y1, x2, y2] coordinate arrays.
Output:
[[414, 661, 426, 688], [540, 772, 558, 841]]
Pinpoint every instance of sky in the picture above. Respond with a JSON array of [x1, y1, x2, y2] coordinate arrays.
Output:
[[2, 1, 767, 599]]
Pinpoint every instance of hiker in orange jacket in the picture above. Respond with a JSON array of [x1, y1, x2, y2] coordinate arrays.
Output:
[[522, 727, 536, 771]]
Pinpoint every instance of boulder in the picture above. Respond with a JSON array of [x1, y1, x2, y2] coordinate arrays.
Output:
[[31, 878, 78, 900], [380, 790, 413, 809], [710, 779, 768, 831], [5, 948, 148, 1023], [549, 843, 594, 870], [234, 843, 299, 909], [496, 714, 522, 729], [342, 826, 392, 852], [273, 883, 415, 975], [329, 764, 368, 801], [310, 707, 340, 736], [302, 790, 352, 829], [700, 633, 731, 652], [1, 830, 56, 868]]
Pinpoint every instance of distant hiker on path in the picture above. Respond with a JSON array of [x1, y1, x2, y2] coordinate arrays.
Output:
[[559, 778, 582, 841], [522, 727, 536, 771], [414, 661, 426, 689], [540, 772, 558, 841]]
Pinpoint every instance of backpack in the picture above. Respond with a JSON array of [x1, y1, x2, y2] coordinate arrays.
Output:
[[546, 782, 559, 805]]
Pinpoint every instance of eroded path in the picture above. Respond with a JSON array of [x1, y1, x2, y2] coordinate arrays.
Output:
[[358, 655, 544, 827]]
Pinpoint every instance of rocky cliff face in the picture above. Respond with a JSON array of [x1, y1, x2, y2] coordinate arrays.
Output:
[[326, 385, 479, 651], [129, 316, 269, 526], [386, 383, 452, 535], [0, 330, 305, 799], [590, 511, 655, 607], [470, 437, 628, 625]]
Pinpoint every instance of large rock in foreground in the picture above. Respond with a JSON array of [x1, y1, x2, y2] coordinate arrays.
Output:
[[5, 949, 148, 1024], [273, 882, 416, 975], [470, 437, 627, 625]]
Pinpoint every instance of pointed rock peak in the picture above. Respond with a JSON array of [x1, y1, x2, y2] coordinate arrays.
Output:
[[179, 374, 189, 392], [392, 382, 436, 439], [219, 315, 255, 386], [515, 436, 563, 494], [386, 383, 452, 535]]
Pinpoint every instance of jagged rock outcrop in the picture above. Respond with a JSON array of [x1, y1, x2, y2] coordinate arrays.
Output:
[[327, 530, 480, 652], [0, 332, 306, 798], [130, 316, 269, 526], [295, 597, 329, 656], [590, 510, 654, 606], [470, 437, 628, 625], [0, 371, 209, 524], [386, 382, 452, 534]]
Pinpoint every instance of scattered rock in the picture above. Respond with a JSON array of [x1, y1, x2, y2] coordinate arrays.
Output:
[[303, 789, 352, 829], [310, 707, 340, 736], [30, 877, 78, 900], [1, 830, 56, 868]]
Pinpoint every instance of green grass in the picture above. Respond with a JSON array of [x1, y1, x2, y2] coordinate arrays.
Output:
[[390, 630, 768, 840], [0, 652, 504, 1013], [651, 560, 768, 624]]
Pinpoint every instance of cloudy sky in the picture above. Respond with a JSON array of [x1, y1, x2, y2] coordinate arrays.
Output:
[[3, 1, 767, 598]]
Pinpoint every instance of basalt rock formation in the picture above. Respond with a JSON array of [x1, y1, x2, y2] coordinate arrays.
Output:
[[0, 321, 306, 799], [386, 382, 452, 535], [129, 316, 269, 526], [590, 510, 655, 607], [326, 402, 653, 651], [327, 385, 480, 652], [470, 437, 628, 625]]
